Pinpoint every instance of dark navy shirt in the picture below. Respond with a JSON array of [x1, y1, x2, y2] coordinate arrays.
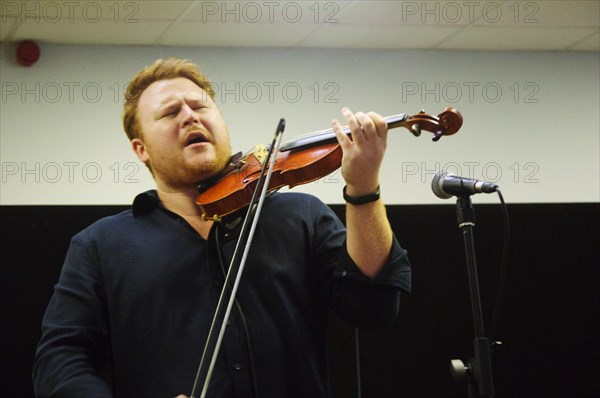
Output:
[[33, 190, 411, 397]]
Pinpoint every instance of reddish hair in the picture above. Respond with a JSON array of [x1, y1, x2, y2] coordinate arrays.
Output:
[[122, 58, 215, 140]]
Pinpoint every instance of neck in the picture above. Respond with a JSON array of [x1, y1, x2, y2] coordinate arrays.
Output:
[[155, 181, 213, 238]]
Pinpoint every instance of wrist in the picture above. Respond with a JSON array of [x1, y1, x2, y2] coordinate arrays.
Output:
[[343, 185, 380, 205], [344, 181, 380, 197]]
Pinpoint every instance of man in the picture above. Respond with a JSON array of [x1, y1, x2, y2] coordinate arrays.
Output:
[[33, 58, 411, 397]]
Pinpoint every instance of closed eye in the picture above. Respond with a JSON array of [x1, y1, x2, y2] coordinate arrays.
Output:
[[160, 108, 179, 118], [190, 102, 206, 111]]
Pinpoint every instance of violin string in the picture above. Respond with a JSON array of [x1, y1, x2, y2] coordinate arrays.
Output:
[[289, 114, 408, 139], [280, 113, 409, 152]]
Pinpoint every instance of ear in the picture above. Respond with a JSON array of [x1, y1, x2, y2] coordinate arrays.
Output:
[[131, 138, 149, 163]]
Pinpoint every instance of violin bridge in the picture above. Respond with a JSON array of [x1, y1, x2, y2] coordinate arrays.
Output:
[[253, 144, 268, 164]]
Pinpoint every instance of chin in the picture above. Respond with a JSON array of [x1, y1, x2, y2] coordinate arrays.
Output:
[[191, 160, 225, 180]]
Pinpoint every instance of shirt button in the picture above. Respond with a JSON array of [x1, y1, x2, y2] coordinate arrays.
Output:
[[234, 363, 242, 371], [341, 270, 347, 276]]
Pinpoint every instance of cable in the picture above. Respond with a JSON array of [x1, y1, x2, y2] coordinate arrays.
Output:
[[354, 328, 362, 398], [215, 225, 260, 398]]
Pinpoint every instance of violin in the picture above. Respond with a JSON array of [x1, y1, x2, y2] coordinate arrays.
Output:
[[196, 107, 463, 221]]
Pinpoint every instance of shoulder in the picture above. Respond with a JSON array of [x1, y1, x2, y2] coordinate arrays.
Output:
[[90, 209, 136, 229], [73, 209, 136, 243], [74, 190, 159, 241]]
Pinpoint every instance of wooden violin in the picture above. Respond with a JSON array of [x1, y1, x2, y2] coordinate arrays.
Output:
[[196, 107, 463, 220]]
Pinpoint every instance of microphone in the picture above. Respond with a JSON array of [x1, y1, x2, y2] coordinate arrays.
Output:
[[432, 171, 498, 199]]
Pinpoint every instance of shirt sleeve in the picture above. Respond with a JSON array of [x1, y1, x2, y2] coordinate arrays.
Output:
[[32, 232, 113, 397], [303, 193, 411, 330], [328, 237, 412, 329], [336, 236, 411, 292]]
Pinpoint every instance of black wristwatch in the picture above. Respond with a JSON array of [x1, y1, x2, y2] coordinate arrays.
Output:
[[343, 185, 380, 205]]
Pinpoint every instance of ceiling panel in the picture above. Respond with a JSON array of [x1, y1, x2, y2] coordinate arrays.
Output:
[[0, 1, 598, 51], [438, 25, 599, 51], [490, 0, 600, 28], [338, 0, 508, 26], [11, 18, 172, 46], [298, 23, 462, 49], [183, 0, 351, 24], [570, 31, 600, 51], [468, 0, 600, 27], [0, 17, 16, 41], [160, 20, 319, 47], [120, 0, 195, 20]]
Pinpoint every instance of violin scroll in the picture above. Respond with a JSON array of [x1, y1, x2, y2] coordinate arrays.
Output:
[[405, 107, 463, 142]]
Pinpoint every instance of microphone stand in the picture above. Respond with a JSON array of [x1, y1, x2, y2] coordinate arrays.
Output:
[[450, 195, 495, 397]]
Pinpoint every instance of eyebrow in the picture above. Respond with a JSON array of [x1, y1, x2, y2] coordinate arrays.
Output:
[[158, 93, 206, 107], [185, 93, 208, 103], [155, 101, 178, 117]]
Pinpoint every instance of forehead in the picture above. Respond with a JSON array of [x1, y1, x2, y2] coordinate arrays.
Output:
[[139, 77, 209, 108]]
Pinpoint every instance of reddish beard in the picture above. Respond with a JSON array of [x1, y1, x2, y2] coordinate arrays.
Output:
[[190, 152, 231, 181], [145, 145, 231, 187]]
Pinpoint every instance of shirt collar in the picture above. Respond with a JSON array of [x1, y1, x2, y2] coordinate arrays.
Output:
[[132, 190, 161, 217], [132, 188, 249, 224]]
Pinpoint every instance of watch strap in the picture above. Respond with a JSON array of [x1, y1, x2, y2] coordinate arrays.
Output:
[[343, 185, 381, 205]]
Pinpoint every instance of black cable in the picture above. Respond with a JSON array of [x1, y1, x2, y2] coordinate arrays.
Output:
[[216, 224, 260, 398], [489, 188, 510, 341], [354, 328, 362, 398]]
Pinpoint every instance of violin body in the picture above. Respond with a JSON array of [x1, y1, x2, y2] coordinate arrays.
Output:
[[197, 108, 463, 220]]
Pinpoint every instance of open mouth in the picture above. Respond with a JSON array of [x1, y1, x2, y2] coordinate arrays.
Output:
[[185, 133, 209, 147]]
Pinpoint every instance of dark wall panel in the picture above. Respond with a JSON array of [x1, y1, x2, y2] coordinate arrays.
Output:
[[2, 203, 598, 397]]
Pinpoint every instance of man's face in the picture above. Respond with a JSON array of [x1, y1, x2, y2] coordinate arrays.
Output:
[[133, 77, 231, 188]]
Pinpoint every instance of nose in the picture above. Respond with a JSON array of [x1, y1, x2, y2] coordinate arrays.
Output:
[[180, 103, 200, 127]]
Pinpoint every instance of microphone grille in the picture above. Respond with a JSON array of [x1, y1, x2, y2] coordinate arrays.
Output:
[[431, 171, 453, 199]]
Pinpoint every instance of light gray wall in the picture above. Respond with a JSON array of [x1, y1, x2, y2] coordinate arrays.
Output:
[[1, 43, 598, 204]]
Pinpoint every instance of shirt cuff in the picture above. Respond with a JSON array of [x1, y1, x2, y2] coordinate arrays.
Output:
[[335, 237, 412, 294]]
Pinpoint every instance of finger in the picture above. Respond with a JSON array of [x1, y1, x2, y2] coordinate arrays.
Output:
[[340, 107, 363, 142], [331, 118, 351, 150], [366, 111, 388, 138], [355, 111, 376, 140]]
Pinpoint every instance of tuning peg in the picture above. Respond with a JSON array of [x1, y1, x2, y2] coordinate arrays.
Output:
[[410, 124, 422, 137]]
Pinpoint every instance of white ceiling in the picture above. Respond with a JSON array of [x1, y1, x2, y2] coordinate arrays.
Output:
[[1, 1, 599, 51]]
